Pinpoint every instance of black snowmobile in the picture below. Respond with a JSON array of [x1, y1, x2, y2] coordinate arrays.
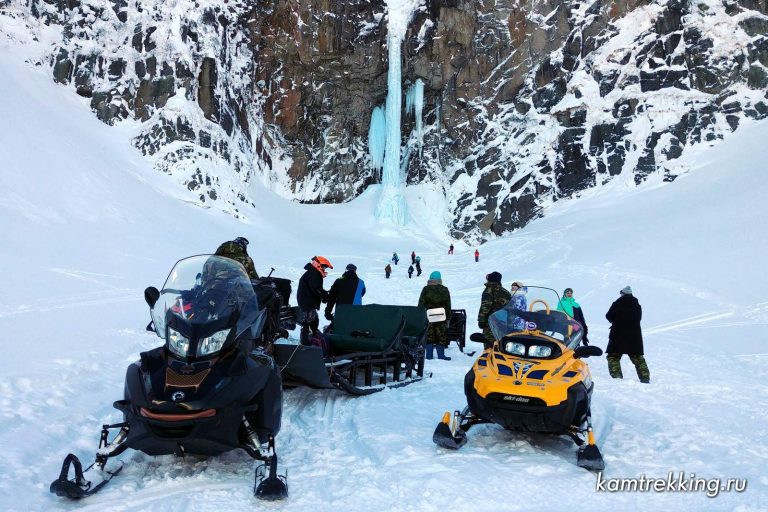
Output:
[[50, 255, 288, 501]]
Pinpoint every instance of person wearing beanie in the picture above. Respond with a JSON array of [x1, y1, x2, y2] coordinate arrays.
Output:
[[605, 286, 649, 383], [408, 264, 414, 278], [214, 237, 258, 279], [385, 263, 392, 279], [324, 263, 366, 323], [557, 287, 589, 345], [418, 271, 452, 360], [477, 271, 511, 342]]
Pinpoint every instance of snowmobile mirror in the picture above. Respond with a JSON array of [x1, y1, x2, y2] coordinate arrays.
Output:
[[469, 333, 487, 344], [574, 345, 603, 359], [144, 286, 160, 308]]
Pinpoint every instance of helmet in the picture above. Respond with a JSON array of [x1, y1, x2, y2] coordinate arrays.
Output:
[[311, 256, 333, 276], [233, 237, 249, 250]]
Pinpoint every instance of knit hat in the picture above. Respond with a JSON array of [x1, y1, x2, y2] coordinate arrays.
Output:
[[429, 270, 441, 280], [563, 287, 573, 295], [620, 285, 632, 295], [346, 263, 357, 272], [511, 281, 523, 289], [486, 271, 502, 283]]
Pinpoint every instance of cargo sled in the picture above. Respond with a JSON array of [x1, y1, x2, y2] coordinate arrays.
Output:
[[274, 304, 428, 395]]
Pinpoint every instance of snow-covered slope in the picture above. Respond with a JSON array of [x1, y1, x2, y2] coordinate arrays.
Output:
[[1, 47, 767, 511]]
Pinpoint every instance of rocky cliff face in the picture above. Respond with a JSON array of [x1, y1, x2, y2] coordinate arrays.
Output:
[[3, 0, 767, 237]]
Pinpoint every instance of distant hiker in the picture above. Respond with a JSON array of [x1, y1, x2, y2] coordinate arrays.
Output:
[[392, 252, 400, 265], [214, 237, 258, 279], [606, 286, 649, 383], [385, 263, 392, 279], [557, 287, 589, 345], [448, 244, 454, 255], [418, 271, 452, 360], [415, 255, 422, 276], [408, 265, 414, 278], [477, 271, 512, 342], [325, 263, 366, 322], [297, 256, 333, 345], [474, 249, 480, 262], [411, 251, 416, 265]]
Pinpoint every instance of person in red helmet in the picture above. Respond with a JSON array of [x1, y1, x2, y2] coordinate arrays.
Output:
[[297, 256, 333, 345]]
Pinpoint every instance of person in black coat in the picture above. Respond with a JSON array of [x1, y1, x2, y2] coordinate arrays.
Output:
[[297, 256, 332, 345], [606, 286, 650, 383], [324, 264, 366, 321]]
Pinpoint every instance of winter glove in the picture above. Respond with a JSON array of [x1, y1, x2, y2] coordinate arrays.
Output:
[[324, 310, 334, 321], [478, 321, 486, 330], [320, 289, 329, 304]]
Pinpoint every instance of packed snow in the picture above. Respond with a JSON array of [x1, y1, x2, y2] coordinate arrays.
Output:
[[2, 34, 768, 512]]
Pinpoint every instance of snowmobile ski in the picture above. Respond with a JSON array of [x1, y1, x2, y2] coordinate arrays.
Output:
[[49, 454, 124, 499]]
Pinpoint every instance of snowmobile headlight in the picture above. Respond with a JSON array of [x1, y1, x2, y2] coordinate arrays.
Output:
[[168, 327, 190, 357], [529, 345, 552, 357], [504, 341, 525, 355], [197, 328, 231, 356]]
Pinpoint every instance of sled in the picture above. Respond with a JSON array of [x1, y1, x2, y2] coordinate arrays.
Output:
[[275, 304, 428, 395]]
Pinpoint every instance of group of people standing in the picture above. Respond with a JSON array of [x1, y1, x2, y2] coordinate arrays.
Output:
[[387, 251, 422, 278], [473, 272, 649, 383], [215, 237, 649, 382]]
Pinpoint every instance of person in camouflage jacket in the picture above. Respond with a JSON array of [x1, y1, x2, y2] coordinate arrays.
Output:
[[477, 271, 511, 342], [214, 237, 258, 280], [418, 271, 452, 360]]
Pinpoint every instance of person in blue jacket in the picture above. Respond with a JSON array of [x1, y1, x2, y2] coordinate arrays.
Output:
[[324, 263, 366, 321]]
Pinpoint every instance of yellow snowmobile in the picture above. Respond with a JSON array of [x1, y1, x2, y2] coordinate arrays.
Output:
[[433, 286, 605, 470]]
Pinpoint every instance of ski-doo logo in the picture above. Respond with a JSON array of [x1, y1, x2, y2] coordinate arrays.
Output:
[[526, 321, 537, 330], [503, 395, 530, 403], [171, 391, 186, 402]]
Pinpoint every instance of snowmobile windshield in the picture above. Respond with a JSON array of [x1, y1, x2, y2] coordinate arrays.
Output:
[[488, 286, 584, 349], [150, 255, 263, 357]]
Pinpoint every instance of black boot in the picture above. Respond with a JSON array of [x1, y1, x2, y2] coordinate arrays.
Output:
[[436, 345, 451, 361]]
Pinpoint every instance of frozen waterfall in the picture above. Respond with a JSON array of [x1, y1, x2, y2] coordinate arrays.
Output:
[[373, 0, 421, 226]]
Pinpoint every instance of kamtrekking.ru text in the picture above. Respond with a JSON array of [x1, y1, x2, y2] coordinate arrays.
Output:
[[595, 471, 747, 498]]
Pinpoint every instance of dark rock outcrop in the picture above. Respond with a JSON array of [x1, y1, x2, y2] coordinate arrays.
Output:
[[14, 0, 768, 237]]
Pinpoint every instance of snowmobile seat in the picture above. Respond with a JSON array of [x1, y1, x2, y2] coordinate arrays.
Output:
[[326, 304, 405, 353], [400, 306, 428, 348]]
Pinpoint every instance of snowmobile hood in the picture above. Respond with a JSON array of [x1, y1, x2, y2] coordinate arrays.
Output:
[[477, 286, 591, 406]]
